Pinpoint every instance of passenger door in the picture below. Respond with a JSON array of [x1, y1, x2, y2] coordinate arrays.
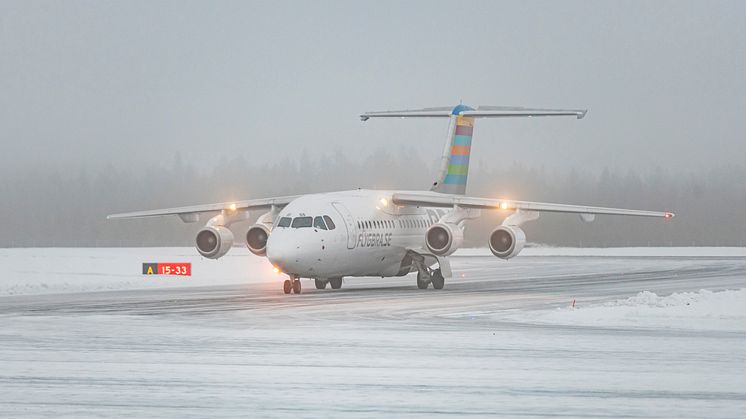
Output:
[[332, 202, 357, 249]]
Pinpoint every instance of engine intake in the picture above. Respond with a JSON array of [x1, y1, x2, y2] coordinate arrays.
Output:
[[489, 225, 526, 259], [246, 224, 270, 256], [196, 226, 234, 259], [426, 223, 463, 256]]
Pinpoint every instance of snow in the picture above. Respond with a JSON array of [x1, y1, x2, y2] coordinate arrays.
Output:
[[1, 248, 746, 417], [457, 246, 746, 257], [2, 246, 745, 296], [511, 288, 746, 331], [0, 247, 277, 296]]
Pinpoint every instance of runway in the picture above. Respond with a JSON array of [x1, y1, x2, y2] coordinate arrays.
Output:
[[1, 251, 746, 417]]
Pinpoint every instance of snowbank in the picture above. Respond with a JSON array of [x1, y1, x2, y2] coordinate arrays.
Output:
[[1, 247, 744, 297], [455, 246, 746, 257], [520, 288, 746, 331], [0, 247, 278, 296]]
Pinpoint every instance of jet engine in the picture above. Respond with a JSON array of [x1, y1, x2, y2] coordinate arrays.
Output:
[[195, 226, 234, 259], [245, 224, 270, 256], [488, 225, 526, 259], [426, 223, 463, 256]]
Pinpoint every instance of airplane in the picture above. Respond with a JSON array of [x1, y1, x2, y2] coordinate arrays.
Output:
[[108, 104, 675, 294]]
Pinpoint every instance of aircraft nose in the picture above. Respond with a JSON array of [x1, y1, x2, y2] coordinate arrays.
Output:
[[266, 233, 297, 272]]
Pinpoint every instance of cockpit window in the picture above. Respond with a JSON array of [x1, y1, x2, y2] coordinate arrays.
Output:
[[277, 217, 291, 228], [324, 215, 336, 230], [313, 216, 327, 230], [291, 216, 313, 228]]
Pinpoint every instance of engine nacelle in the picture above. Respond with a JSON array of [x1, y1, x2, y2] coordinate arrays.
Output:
[[426, 223, 463, 256], [245, 224, 270, 257], [489, 225, 526, 260], [195, 226, 234, 259]]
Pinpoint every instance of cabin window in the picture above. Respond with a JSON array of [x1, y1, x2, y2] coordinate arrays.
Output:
[[324, 215, 336, 230], [291, 216, 313, 228], [313, 216, 327, 230], [277, 217, 291, 228]]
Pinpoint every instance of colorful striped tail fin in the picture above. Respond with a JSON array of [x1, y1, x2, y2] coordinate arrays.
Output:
[[359, 103, 587, 196], [432, 105, 475, 195]]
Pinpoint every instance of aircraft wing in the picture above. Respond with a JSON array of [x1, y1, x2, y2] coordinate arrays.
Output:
[[391, 192, 674, 219], [107, 195, 301, 221]]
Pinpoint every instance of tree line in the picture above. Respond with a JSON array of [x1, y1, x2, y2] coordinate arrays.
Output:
[[1, 150, 744, 247]]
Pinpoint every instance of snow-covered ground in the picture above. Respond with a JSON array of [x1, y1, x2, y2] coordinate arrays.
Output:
[[2, 246, 746, 296], [1, 248, 746, 417], [0, 247, 276, 296], [508, 288, 746, 332]]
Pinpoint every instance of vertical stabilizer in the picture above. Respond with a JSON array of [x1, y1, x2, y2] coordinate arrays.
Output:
[[431, 105, 474, 195], [359, 103, 587, 196]]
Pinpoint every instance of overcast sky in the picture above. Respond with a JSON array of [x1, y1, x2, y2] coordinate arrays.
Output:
[[1, 0, 744, 177]]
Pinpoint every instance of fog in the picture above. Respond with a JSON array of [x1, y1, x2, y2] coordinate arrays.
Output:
[[1, 1, 745, 247]]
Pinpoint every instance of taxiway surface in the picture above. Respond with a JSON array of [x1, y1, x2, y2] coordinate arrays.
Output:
[[1, 252, 745, 417]]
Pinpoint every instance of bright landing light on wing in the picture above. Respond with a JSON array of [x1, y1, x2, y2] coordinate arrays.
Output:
[[500, 201, 510, 210], [380, 198, 388, 206], [273, 266, 281, 274], [228, 203, 237, 211]]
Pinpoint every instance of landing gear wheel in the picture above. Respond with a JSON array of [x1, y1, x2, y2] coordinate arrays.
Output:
[[329, 277, 343, 289], [315, 279, 328, 290], [283, 279, 292, 294], [431, 269, 445, 290], [417, 271, 430, 289], [292, 279, 302, 294]]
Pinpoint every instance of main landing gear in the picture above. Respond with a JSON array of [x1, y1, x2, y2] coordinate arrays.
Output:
[[288, 277, 344, 294], [416, 268, 445, 290], [409, 250, 446, 290], [283, 276, 302, 294], [314, 277, 343, 290]]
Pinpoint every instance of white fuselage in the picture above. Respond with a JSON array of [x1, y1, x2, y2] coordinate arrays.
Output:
[[265, 189, 447, 279]]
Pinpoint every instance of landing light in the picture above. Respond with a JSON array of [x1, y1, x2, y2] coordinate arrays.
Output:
[[228, 203, 237, 211], [664, 212, 675, 219], [380, 198, 388, 206], [273, 266, 281, 274], [500, 201, 510, 210]]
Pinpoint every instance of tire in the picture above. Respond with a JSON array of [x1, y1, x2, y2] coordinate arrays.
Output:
[[283, 279, 292, 294], [329, 277, 343, 289], [431, 269, 445, 290], [292, 279, 302, 294], [315, 279, 327, 289], [417, 271, 429, 289]]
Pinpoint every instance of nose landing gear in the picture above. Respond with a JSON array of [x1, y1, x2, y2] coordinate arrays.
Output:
[[283, 276, 302, 294]]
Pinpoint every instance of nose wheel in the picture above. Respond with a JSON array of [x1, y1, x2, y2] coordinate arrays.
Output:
[[283, 276, 302, 294]]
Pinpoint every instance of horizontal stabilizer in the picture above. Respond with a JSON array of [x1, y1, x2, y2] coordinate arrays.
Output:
[[361, 105, 587, 121]]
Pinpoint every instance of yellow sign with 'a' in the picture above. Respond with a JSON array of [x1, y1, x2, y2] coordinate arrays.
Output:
[[142, 263, 158, 275]]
